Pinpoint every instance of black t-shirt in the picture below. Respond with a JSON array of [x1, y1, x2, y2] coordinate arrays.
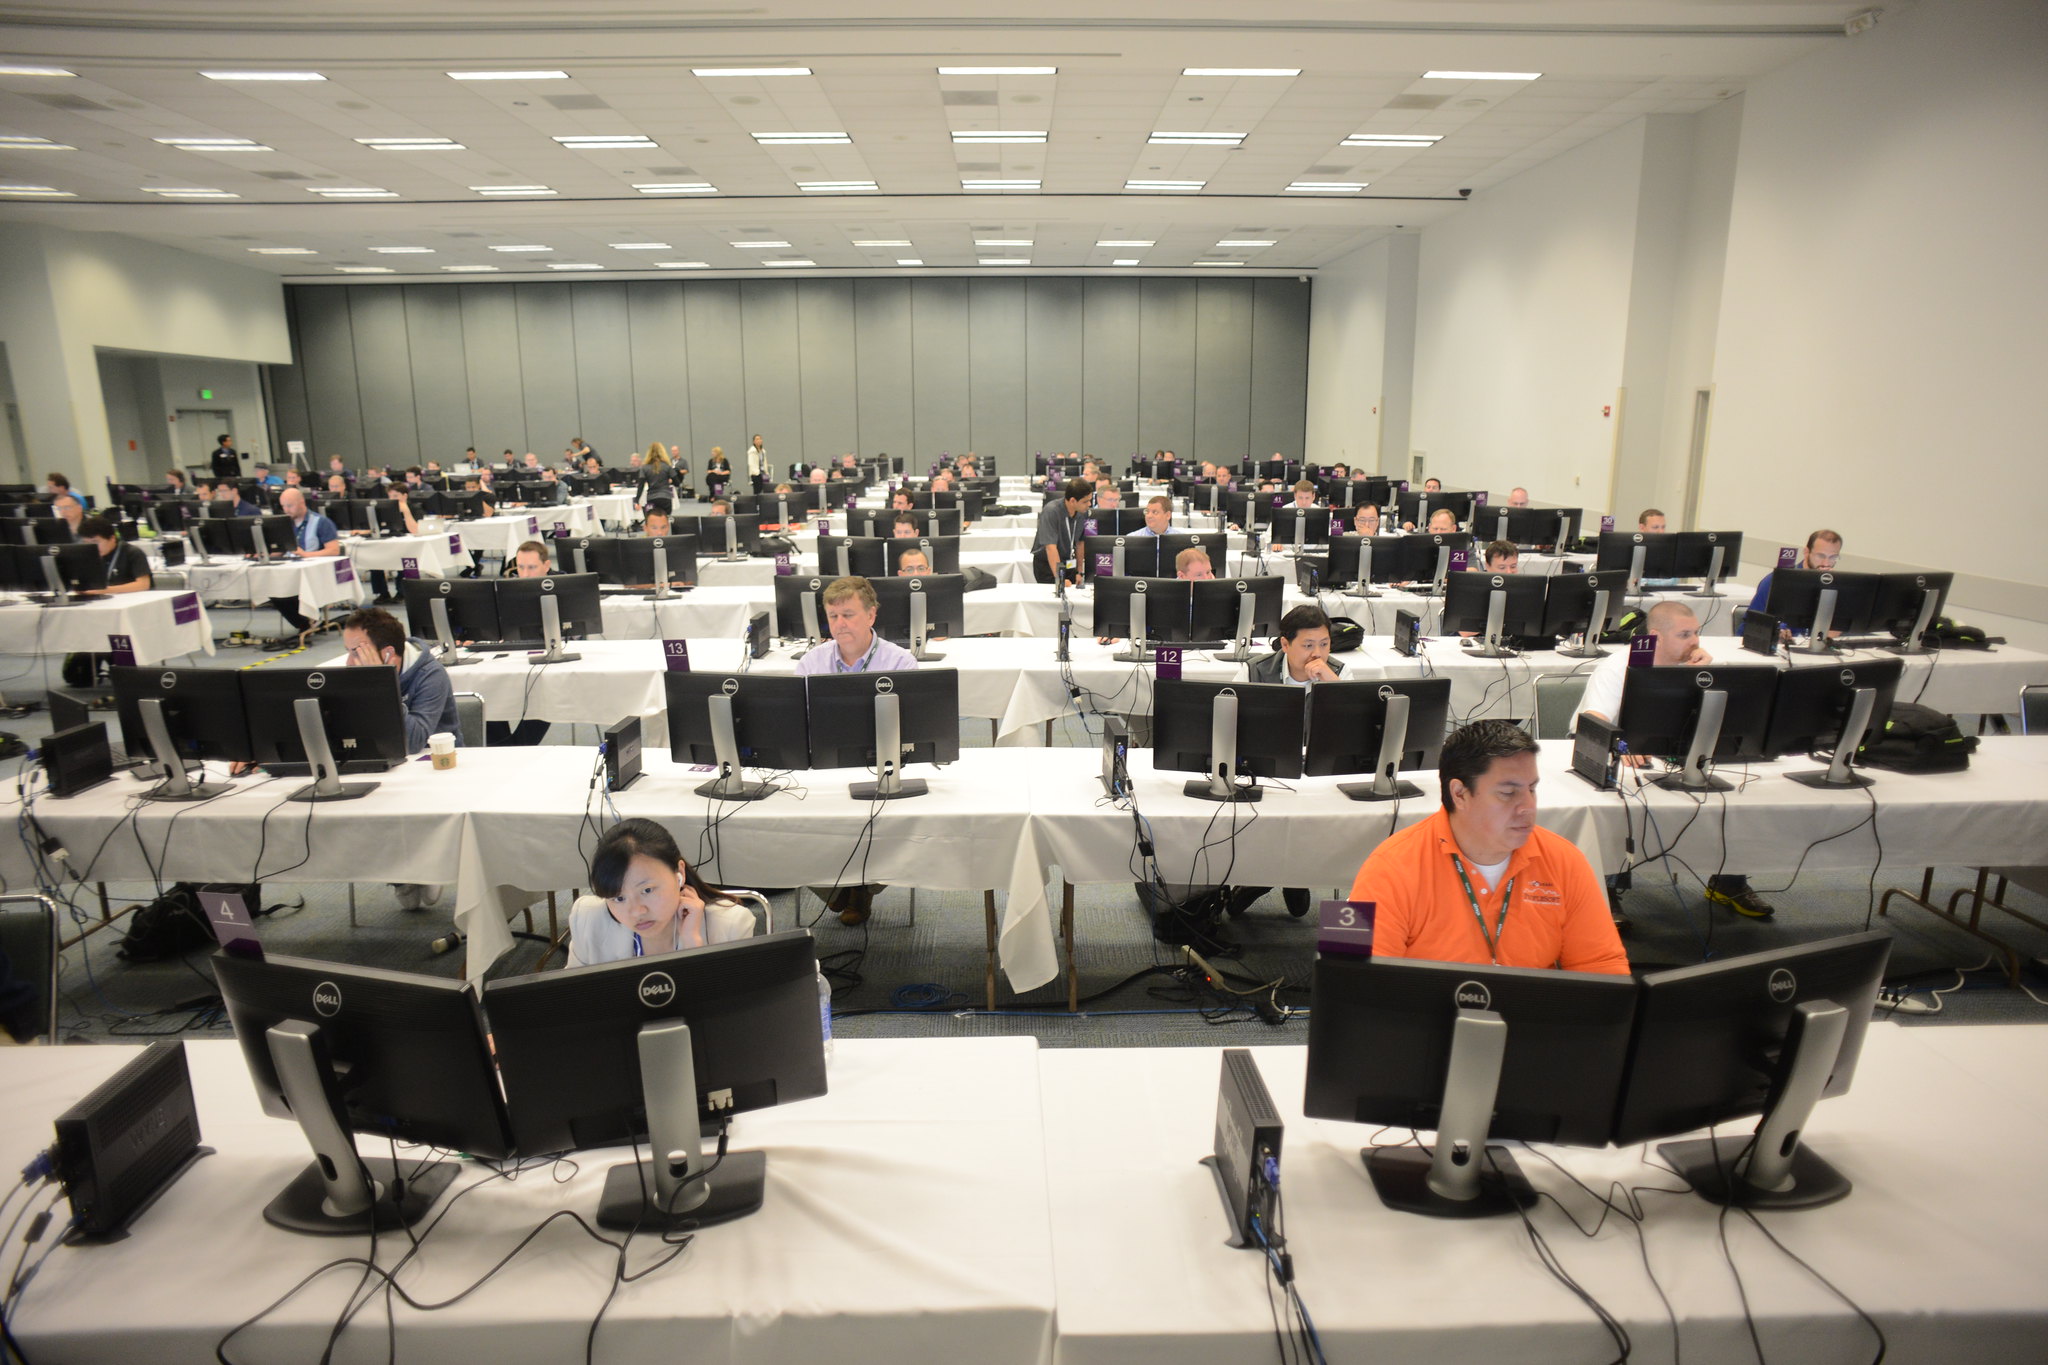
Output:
[[102, 541, 152, 588]]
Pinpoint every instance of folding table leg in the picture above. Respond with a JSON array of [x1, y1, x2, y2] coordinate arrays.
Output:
[[983, 891, 998, 1011], [1062, 880, 1077, 1012]]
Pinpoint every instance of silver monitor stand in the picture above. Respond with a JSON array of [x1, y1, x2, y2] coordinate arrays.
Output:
[[527, 594, 580, 665], [1361, 1008, 1536, 1218], [286, 695, 379, 803], [694, 694, 775, 801], [849, 692, 928, 801], [593, 1019, 768, 1230]]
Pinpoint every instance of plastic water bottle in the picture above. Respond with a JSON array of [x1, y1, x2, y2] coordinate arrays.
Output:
[[816, 966, 834, 1060]]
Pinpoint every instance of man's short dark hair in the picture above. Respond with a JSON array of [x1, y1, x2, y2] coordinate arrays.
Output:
[[343, 606, 407, 657], [79, 515, 114, 541], [1484, 539, 1518, 567], [1438, 719, 1539, 813], [1062, 477, 1094, 503], [893, 510, 918, 529], [1806, 528, 1843, 550], [513, 539, 549, 561], [1277, 604, 1330, 641], [45, 472, 69, 490], [217, 434, 232, 445]]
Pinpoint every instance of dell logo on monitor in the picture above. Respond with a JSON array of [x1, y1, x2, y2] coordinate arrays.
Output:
[[160, 672, 177, 689], [875, 675, 895, 695], [1840, 669, 1857, 687], [1767, 968, 1797, 1002], [637, 972, 677, 1008], [1377, 684, 1395, 702], [1490, 575, 1506, 588], [721, 677, 740, 696], [1234, 579, 1247, 594], [437, 580, 452, 595], [540, 578, 556, 591], [1134, 579, 1149, 593], [1454, 981, 1493, 1011], [1695, 672, 1714, 689], [307, 672, 327, 691], [312, 982, 343, 1017]]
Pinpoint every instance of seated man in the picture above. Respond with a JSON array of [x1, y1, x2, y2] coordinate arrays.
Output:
[[1507, 486, 1531, 508], [1347, 719, 1629, 974], [796, 576, 919, 924], [323, 472, 350, 503], [890, 488, 916, 513], [262, 488, 342, 650], [338, 607, 459, 910], [1748, 528, 1844, 639], [1484, 539, 1519, 574], [1096, 546, 1212, 645], [1130, 494, 1173, 537], [1247, 603, 1341, 686], [79, 515, 152, 596], [1351, 502, 1381, 537], [1422, 477, 1443, 493], [1424, 507, 1459, 535], [212, 480, 258, 518], [50, 493, 85, 540], [895, 546, 931, 577], [890, 510, 920, 539], [642, 508, 671, 537], [485, 541, 556, 747], [1095, 484, 1122, 511], [1287, 480, 1318, 510], [1633, 507, 1683, 589]]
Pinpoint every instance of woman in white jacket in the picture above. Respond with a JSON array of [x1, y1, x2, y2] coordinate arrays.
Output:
[[566, 818, 756, 967]]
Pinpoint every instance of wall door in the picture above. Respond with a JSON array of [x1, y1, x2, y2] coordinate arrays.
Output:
[[175, 409, 233, 473]]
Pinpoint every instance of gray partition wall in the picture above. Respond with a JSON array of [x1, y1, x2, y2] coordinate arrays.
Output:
[[267, 276, 1309, 471]]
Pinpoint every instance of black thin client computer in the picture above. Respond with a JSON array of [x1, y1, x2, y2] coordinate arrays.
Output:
[[1302, 678, 1452, 801], [1152, 679, 1305, 803]]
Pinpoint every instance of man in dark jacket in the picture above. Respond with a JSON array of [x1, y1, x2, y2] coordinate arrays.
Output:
[[209, 434, 240, 482]]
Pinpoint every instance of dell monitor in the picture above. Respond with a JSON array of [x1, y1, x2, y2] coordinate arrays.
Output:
[[1303, 678, 1453, 801], [25, 542, 106, 603], [1304, 955, 1638, 1218], [676, 512, 763, 560], [665, 672, 810, 801], [1268, 506, 1339, 549], [1152, 678, 1306, 802], [814, 535, 889, 580], [1398, 532, 1474, 594], [332, 498, 409, 538], [1671, 530, 1744, 597], [1762, 656, 1904, 789], [883, 535, 960, 575], [400, 576, 500, 662], [496, 572, 602, 664], [214, 952, 512, 1234], [1083, 533, 1165, 581], [1762, 569, 1883, 654], [484, 931, 825, 1229], [1322, 534, 1407, 597], [1595, 531, 1680, 590], [734, 492, 810, 528], [430, 490, 489, 520], [868, 507, 962, 539], [594, 534, 698, 599], [1439, 571, 1550, 657], [1614, 930, 1891, 1209], [143, 500, 196, 536], [805, 668, 961, 800], [242, 665, 409, 802], [1078, 507, 1149, 538], [1477, 505, 1582, 551], [111, 665, 248, 800], [1092, 576, 1194, 662], [1870, 570, 1952, 655], [774, 574, 831, 641], [1616, 664, 1777, 792], [0, 516, 73, 547], [1190, 575, 1286, 661], [1538, 570, 1630, 659], [870, 573, 966, 661], [1398, 488, 1476, 530]]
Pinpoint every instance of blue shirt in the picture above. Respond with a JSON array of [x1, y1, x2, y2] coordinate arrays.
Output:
[[292, 512, 339, 553], [794, 633, 921, 677]]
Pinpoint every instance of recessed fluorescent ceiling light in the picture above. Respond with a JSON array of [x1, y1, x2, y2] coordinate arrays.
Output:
[[980, 258, 1030, 266], [554, 135, 657, 149], [0, 136, 74, 150], [309, 186, 396, 195], [731, 240, 791, 248], [1125, 179, 1204, 190], [938, 66, 1057, 75], [1147, 132, 1242, 146], [962, 179, 1039, 189], [1343, 134, 1443, 147], [896, 259, 923, 266], [248, 247, 317, 254], [753, 132, 850, 145], [854, 240, 912, 247], [951, 131, 1046, 143], [0, 65, 75, 77], [442, 265, 499, 271], [1096, 239, 1154, 247], [656, 261, 710, 268], [472, 185, 556, 195], [1194, 261, 1245, 266], [1181, 68, 1299, 76], [547, 263, 603, 270], [799, 181, 877, 192], [765, 259, 815, 267], [975, 239, 1031, 247], [447, 70, 567, 81], [0, 184, 73, 195], [1286, 181, 1365, 191], [1112, 259, 1140, 266], [335, 266, 395, 273], [1423, 70, 1540, 80], [201, 70, 325, 81], [491, 245, 554, 252], [693, 67, 812, 77], [1215, 240, 1274, 247], [609, 242, 671, 250], [369, 246, 435, 253], [156, 137, 273, 151], [357, 137, 465, 151], [142, 187, 238, 197], [634, 182, 717, 194]]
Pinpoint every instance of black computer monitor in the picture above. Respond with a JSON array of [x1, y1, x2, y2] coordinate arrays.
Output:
[[1395, 532, 1474, 591], [1869, 571, 1952, 653], [869, 574, 966, 661], [1595, 530, 1680, 584], [1398, 488, 1475, 528], [1189, 575, 1285, 656], [734, 492, 813, 526], [1761, 656, 1904, 788], [1762, 569, 1883, 650], [1079, 507, 1149, 537], [1092, 576, 1194, 660], [214, 952, 513, 1234], [1304, 954, 1638, 1218], [1303, 678, 1453, 801], [664, 672, 810, 800], [243, 665, 410, 800], [1670, 530, 1744, 590], [141, 500, 196, 536], [883, 535, 960, 575], [1614, 930, 1891, 1209], [1616, 664, 1777, 792], [401, 576, 500, 648], [592, 534, 698, 593], [496, 572, 602, 659], [1322, 534, 1408, 592], [1475, 505, 1582, 550], [0, 516, 74, 547], [1268, 506, 1339, 547], [332, 498, 409, 537], [1439, 571, 1550, 656], [676, 512, 764, 558], [774, 574, 831, 639], [1082, 533, 1166, 580], [805, 668, 960, 800], [111, 665, 249, 800], [431, 490, 489, 520], [1152, 678, 1305, 802], [1537, 570, 1630, 658], [813, 535, 889, 580], [484, 931, 825, 1228], [861, 507, 961, 539], [24, 542, 105, 597]]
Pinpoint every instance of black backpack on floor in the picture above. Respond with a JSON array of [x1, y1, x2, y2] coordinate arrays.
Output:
[[117, 882, 264, 962]]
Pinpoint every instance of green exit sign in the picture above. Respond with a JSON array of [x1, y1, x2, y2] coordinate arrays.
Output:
[[198, 388, 213, 400]]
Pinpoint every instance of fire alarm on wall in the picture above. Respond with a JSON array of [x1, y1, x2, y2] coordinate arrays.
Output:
[[1602, 405, 1612, 417]]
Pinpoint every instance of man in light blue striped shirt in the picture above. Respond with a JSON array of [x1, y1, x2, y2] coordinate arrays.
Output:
[[794, 576, 921, 677]]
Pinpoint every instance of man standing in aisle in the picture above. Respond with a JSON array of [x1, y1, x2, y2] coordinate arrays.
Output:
[[210, 434, 240, 483], [1033, 477, 1093, 585], [746, 433, 767, 494]]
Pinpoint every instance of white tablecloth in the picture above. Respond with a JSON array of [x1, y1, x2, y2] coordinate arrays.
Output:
[[343, 531, 470, 579], [3, 1038, 1056, 1365], [177, 555, 367, 618], [0, 588, 214, 665], [697, 550, 1031, 589]]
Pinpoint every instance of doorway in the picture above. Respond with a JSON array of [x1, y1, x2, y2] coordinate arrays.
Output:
[[175, 409, 233, 474]]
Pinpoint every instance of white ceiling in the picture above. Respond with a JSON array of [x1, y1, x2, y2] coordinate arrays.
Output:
[[0, 0, 1887, 280]]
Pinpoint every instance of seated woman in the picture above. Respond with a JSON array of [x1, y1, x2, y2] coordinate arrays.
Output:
[[567, 818, 758, 967]]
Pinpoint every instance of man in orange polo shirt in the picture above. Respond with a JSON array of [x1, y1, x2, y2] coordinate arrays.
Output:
[[1347, 719, 1628, 974]]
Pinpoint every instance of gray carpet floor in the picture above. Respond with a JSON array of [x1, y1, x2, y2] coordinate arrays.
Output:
[[9, 601, 2047, 1048]]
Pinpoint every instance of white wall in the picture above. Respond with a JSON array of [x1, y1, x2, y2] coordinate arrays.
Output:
[[94, 352, 159, 486], [1304, 237, 1390, 469], [1705, 0, 2048, 626], [1409, 120, 1648, 507]]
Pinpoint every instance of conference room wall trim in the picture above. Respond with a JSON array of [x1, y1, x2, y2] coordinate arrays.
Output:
[[266, 277, 1310, 471]]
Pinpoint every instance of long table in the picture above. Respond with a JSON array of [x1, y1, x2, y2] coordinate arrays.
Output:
[[0, 588, 214, 665]]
